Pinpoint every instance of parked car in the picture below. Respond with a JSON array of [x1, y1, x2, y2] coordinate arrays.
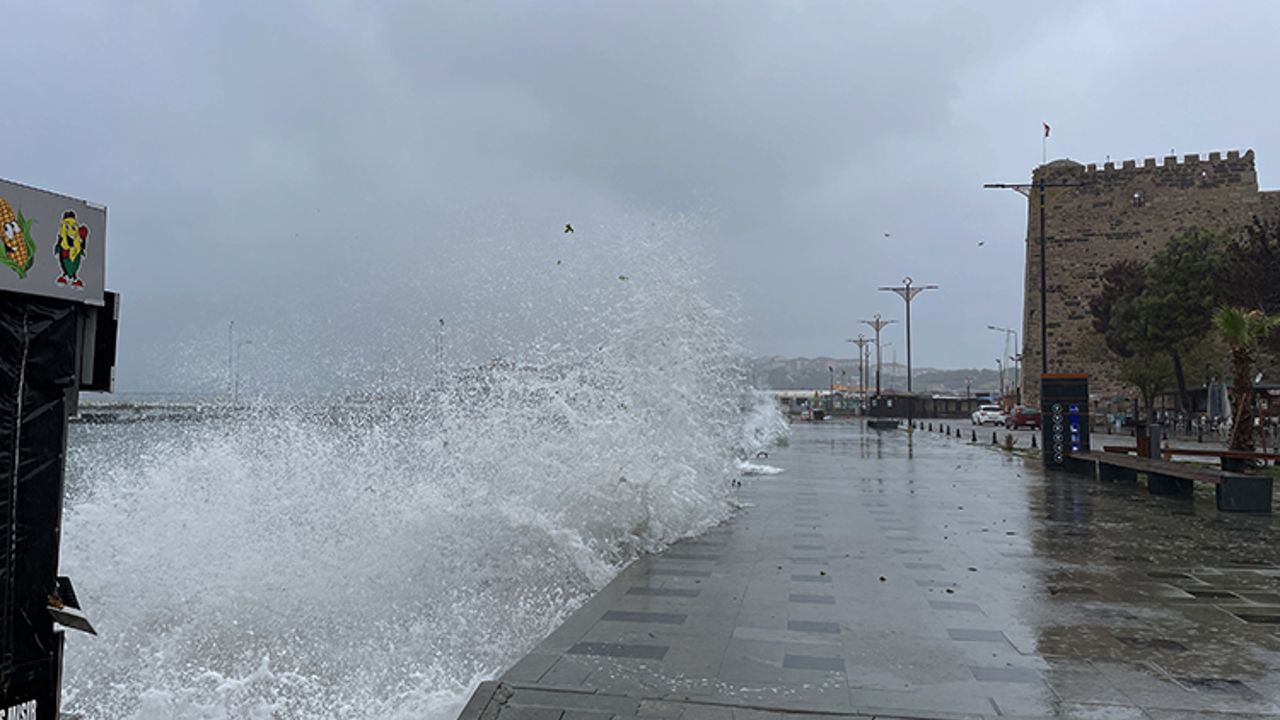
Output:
[[971, 404, 1005, 425], [1005, 405, 1041, 430]]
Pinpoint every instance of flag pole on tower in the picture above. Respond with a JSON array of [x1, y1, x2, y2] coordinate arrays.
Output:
[[1042, 122, 1050, 164]]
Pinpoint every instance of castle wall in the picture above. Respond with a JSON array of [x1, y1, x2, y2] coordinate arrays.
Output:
[[1020, 149, 1265, 407]]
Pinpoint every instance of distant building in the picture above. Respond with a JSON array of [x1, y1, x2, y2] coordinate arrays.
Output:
[[1019, 150, 1280, 406]]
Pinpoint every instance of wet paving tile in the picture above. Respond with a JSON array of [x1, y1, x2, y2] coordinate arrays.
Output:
[[567, 642, 669, 659], [781, 653, 845, 672], [599, 611, 688, 625], [1114, 636, 1188, 652], [968, 665, 1042, 684], [787, 620, 841, 634], [627, 587, 701, 598], [1182, 588, 1241, 600], [1047, 585, 1098, 595], [648, 568, 712, 578], [947, 628, 1008, 643], [928, 599, 984, 612], [788, 593, 835, 605], [1231, 611, 1280, 624], [790, 574, 831, 583]]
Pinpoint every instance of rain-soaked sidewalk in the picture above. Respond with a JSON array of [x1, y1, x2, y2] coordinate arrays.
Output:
[[457, 421, 1280, 720]]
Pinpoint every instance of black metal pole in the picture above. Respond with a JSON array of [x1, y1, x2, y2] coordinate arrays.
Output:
[[1038, 178, 1047, 375], [859, 349, 865, 413], [863, 346, 870, 412], [906, 291, 913, 428], [875, 330, 882, 399]]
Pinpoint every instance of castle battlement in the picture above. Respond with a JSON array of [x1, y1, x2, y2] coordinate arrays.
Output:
[[1036, 149, 1255, 181], [1020, 148, 1269, 408]]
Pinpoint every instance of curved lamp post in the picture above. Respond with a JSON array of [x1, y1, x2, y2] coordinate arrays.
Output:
[[879, 277, 938, 429]]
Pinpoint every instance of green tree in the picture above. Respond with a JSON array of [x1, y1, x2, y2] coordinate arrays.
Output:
[[1140, 228, 1228, 414], [1090, 229, 1226, 417], [1214, 307, 1280, 451], [1117, 354, 1174, 424], [1220, 216, 1280, 314], [1089, 262, 1169, 421]]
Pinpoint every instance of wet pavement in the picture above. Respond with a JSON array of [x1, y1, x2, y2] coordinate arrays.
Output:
[[457, 421, 1280, 719]]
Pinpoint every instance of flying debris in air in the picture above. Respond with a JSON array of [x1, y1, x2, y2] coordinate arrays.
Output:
[[564, 223, 574, 234], [618, 275, 630, 281], [977, 241, 985, 247], [883, 233, 891, 237]]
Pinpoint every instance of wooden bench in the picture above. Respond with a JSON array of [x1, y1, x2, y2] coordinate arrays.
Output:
[[1066, 450, 1273, 513], [1101, 445, 1280, 467]]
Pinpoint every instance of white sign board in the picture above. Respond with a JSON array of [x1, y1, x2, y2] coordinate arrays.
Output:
[[0, 178, 105, 305]]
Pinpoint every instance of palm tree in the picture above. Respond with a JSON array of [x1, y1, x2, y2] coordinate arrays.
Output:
[[1214, 307, 1280, 452]]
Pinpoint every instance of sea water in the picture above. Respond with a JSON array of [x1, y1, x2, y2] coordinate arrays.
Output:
[[58, 226, 787, 720]]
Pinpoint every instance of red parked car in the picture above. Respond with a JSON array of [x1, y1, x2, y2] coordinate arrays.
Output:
[[1005, 406, 1041, 430]]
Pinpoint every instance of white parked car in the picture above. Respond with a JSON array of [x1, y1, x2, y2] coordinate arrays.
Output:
[[971, 404, 1005, 426]]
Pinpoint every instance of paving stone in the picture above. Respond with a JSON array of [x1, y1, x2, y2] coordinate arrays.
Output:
[[969, 666, 1043, 684], [947, 628, 1008, 643], [781, 653, 845, 672], [787, 593, 835, 605], [627, 587, 700, 598], [599, 611, 687, 625], [786, 620, 840, 634], [567, 642, 669, 659]]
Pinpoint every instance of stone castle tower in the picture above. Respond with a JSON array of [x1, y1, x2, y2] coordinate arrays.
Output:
[[1020, 149, 1280, 407]]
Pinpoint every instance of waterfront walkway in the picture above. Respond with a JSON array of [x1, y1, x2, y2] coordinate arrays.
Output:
[[458, 421, 1280, 720]]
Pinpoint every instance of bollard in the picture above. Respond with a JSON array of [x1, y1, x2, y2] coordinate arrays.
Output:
[[992, 431, 997, 445], [971, 429, 977, 442], [928, 423, 932, 432], [1031, 434, 1037, 448], [1003, 433, 1014, 451]]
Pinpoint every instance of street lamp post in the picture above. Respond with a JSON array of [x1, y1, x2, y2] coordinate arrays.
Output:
[[879, 277, 938, 429], [1010, 353, 1023, 404], [828, 365, 834, 412], [234, 339, 254, 405], [861, 314, 897, 403], [983, 177, 1091, 380], [846, 335, 874, 414], [996, 358, 1005, 400], [227, 320, 235, 401], [987, 324, 1019, 402]]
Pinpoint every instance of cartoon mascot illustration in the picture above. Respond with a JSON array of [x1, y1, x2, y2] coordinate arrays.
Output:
[[55, 210, 89, 288], [0, 196, 36, 279]]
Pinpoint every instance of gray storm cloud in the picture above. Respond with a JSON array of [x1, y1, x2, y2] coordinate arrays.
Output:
[[2, 1, 1278, 393]]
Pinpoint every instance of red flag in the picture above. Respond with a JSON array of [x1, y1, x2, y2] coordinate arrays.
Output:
[[1043, 122, 1051, 138]]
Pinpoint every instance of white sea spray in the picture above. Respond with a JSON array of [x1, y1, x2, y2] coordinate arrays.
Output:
[[59, 222, 788, 720]]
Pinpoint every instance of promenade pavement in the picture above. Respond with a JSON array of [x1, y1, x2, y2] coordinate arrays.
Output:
[[458, 420, 1280, 720]]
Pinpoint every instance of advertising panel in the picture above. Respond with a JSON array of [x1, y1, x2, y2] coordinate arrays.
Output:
[[0, 177, 105, 305]]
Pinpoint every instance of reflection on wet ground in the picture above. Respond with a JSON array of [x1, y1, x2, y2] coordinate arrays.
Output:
[[459, 420, 1280, 719]]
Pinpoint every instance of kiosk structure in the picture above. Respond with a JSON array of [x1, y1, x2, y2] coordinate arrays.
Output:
[[1041, 374, 1089, 468], [0, 178, 117, 719]]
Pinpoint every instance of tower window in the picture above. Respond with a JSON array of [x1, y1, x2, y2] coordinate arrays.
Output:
[[1132, 190, 1146, 207]]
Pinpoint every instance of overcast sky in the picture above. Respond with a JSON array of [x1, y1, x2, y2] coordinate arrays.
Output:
[[5, 1, 1280, 393]]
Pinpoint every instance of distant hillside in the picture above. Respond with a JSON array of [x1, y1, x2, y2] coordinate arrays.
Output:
[[749, 356, 1009, 396]]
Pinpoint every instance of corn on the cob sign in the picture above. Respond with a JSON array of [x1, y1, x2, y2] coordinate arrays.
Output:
[[0, 177, 105, 305]]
